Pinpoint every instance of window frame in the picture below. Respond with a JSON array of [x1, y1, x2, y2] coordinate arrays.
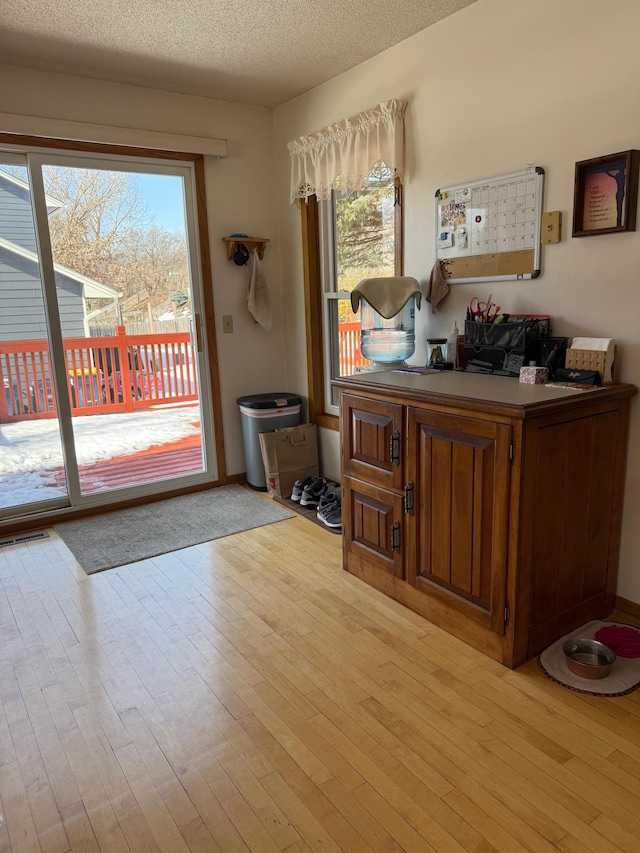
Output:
[[300, 176, 403, 429]]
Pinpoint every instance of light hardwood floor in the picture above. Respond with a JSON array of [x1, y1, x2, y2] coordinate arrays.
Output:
[[1, 512, 640, 852]]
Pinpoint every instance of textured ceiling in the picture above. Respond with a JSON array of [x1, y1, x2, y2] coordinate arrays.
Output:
[[0, 0, 477, 108]]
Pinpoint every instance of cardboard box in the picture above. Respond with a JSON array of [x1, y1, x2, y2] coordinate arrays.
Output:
[[258, 423, 319, 499]]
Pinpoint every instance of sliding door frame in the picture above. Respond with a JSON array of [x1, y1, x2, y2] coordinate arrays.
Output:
[[0, 133, 227, 532]]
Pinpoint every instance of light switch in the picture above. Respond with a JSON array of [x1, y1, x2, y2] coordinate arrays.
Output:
[[222, 315, 234, 333]]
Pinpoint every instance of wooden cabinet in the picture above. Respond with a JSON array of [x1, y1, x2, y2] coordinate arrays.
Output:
[[336, 372, 636, 667]]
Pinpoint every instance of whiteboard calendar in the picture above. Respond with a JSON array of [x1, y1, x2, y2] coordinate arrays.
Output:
[[435, 167, 544, 283]]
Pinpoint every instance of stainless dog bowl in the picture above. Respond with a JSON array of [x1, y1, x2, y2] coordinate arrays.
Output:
[[562, 638, 616, 679]]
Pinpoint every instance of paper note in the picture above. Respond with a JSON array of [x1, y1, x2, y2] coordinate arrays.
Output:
[[571, 337, 613, 351]]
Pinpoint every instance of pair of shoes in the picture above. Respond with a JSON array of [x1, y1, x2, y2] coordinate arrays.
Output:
[[317, 491, 342, 528], [291, 476, 316, 502], [299, 477, 327, 507]]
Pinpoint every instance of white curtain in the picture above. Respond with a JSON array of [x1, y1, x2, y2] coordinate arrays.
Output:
[[287, 99, 407, 204]]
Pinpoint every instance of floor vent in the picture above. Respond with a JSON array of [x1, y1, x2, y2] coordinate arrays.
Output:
[[0, 531, 50, 548]]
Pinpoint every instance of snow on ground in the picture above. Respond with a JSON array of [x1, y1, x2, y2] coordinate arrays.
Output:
[[0, 407, 200, 508]]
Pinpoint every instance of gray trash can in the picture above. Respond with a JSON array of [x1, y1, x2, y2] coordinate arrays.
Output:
[[237, 393, 302, 490]]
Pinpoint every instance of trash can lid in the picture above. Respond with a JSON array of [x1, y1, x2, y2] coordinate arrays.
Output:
[[236, 392, 302, 409]]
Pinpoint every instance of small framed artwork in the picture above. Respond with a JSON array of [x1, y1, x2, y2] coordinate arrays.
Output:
[[572, 150, 640, 237]]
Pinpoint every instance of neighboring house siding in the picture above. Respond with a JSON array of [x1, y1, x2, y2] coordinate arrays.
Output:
[[0, 248, 86, 342], [0, 178, 39, 253], [57, 275, 86, 337]]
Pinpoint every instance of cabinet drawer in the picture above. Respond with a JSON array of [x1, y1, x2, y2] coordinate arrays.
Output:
[[341, 393, 404, 491], [343, 476, 405, 579]]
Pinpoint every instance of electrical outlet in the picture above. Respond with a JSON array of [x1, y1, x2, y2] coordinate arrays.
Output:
[[222, 314, 234, 333], [541, 211, 562, 243]]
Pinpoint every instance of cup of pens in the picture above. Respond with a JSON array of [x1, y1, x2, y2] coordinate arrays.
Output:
[[467, 295, 501, 324]]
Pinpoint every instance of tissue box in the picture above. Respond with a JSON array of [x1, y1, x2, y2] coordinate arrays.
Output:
[[519, 365, 549, 384]]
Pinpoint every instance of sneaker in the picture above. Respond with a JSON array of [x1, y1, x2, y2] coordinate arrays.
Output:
[[291, 476, 316, 502], [300, 477, 327, 507], [317, 483, 341, 508], [317, 492, 342, 528]]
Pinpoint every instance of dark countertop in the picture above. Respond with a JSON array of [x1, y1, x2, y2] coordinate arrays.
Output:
[[333, 369, 637, 418]]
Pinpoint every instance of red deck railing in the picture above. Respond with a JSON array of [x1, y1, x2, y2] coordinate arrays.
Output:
[[339, 321, 370, 374], [1, 323, 367, 424], [0, 326, 198, 423]]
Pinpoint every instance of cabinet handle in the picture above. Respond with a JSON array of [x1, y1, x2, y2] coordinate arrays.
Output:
[[404, 481, 414, 515], [389, 430, 401, 465], [391, 521, 401, 553]]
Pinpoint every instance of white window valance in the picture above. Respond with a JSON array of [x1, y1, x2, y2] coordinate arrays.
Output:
[[287, 99, 407, 204]]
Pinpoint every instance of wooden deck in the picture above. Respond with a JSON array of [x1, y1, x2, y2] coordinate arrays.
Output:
[[49, 432, 204, 494]]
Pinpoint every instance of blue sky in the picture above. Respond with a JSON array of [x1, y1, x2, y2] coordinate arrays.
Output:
[[137, 173, 186, 233]]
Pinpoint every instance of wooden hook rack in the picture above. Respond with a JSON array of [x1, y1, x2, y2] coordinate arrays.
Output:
[[223, 236, 270, 261]]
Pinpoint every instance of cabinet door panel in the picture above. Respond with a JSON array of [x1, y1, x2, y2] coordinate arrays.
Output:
[[341, 393, 403, 491], [343, 476, 404, 578], [451, 441, 476, 593], [406, 409, 511, 634]]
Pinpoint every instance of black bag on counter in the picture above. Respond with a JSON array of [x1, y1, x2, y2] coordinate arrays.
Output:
[[554, 367, 601, 386]]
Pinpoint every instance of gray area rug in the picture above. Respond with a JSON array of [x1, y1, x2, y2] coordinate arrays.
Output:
[[54, 485, 293, 574]]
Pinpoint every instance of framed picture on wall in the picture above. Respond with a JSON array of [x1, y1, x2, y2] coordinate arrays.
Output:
[[572, 150, 640, 237]]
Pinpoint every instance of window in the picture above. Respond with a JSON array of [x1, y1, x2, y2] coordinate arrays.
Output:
[[301, 167, 403, 425], [289, 99, 407, 427]]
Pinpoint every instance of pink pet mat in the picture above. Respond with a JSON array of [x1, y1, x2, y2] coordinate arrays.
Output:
[[595, 625, 640, 658]]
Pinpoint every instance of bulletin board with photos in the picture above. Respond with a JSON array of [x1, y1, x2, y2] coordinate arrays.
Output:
[[435, 166, 545, 283]]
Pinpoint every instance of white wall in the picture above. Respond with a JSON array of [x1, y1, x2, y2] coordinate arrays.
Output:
[[274, 0, 640, 603], [0, 63, 287, 477]]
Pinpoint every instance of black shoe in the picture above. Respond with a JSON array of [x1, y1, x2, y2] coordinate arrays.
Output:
[[291, 476, 316, 502], [299, 477, 327, 507]]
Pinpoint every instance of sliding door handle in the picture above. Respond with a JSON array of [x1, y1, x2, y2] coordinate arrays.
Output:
[[194, 313, 203, 353]]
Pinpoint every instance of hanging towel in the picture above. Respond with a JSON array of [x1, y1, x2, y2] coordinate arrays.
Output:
[[426, 260, 450, 314], [350, 276, 421, 318], [246, 251, 272, 330]]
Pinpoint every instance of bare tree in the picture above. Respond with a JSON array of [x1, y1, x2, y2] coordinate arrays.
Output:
[[45, 166, 149, 290], [43, 166, 189, 310], [125, 226, 189, 302]]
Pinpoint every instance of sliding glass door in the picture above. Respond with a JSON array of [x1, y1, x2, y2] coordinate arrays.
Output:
[[0, 154, 69, 513], [0, 147, 215, 520]]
